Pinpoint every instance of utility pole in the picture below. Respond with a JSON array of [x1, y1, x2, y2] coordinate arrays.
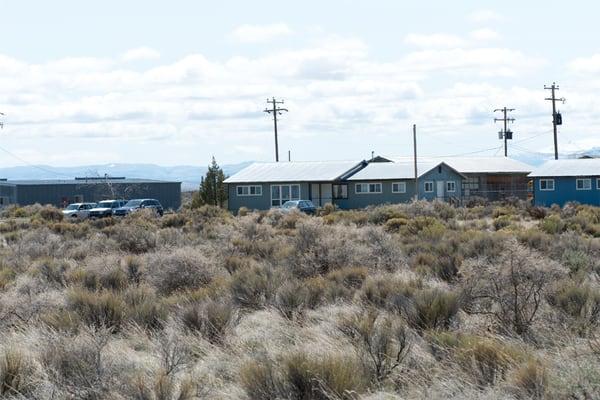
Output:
[[544, 82, 565, 160], [263, 97, 288, 162], [413, 124, 418, 201], [494, 107, 515, 157], [0, 112, 4, 129], [288, 150, 291, 162]]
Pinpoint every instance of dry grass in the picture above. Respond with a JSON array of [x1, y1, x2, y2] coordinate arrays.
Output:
[[0, 201, 597, 398]]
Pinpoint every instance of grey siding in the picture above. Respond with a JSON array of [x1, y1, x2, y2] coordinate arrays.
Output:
[[227, 182, 310, 212], [1, 182, 181, 210]]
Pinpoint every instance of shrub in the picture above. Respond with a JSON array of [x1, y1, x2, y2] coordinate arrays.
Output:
[[67, 288, 126, 330], [493, 215, 512, 231], [123, 255, 144, 285], [0, 348, 36, 396], [108, 223, 157, 253], [326, 267, 368, 290], [527, 206, 547, 220], [34, 257, 70, 287], [367, 206, 407, 225], [239, 358, 280, 400], [540, 214, 566, 235], [384, 217, 409, 233], [512, 360, 547, 399], [547, 281, 600, 330], [38, 205, 64, 222], [148, 249, 215, 295], [410, 288, 460, 330], [230, 265, 274, 309], [161, 213, 187, 228], [274, 280, 309, 319], [124, 285, 168, 329], [181, 299, 234, 344], [360, 276, 419, 311]]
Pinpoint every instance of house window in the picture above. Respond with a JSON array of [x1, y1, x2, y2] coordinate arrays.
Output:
[[332, 184, 348, 199], [237, 185, 262, 196], [271, 184, 300, 207], [355, 183, 382, 194], [539, 179, 554, 191], [446, 181, 456, 192], [424, 181, 434, 193], [576, 178, 591, 191], [462, 176, 480, 191], [392, 182, 406, 193], [597, 178, 600, 190]]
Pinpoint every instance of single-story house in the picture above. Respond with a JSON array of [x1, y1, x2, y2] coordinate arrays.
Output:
[[389, 157, 533, 201], [335, 161, 465, 209], [0, 177, 182, 210], [224, 160, 368, 212], [529, 159, 600, 207]]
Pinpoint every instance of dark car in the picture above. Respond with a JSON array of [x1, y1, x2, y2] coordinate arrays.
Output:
[[89, 199, 127, 218], [281, 200, 317, 215], [113, 199, 164, 217]]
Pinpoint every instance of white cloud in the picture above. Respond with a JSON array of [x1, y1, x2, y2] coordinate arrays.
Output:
[[122, 47, 161, 62], [569, 54, 600, 74], [468, 9, 503, 23], [404, 33, 465, 48], [230, 23, 293, 43], [470, 28, 501, 41]]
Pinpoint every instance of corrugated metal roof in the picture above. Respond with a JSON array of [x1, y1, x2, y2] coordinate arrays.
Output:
[[223, 160, 365, 183], [391, 156, 533, 174], [529, 159, 600, 177], [0, 178, 179, 186], [347, 161, 441, 180]]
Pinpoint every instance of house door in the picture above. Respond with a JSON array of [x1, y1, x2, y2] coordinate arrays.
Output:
[[436, 181, 445, 200], [310, 183, 320, 206], [320, 184, 333, 205]]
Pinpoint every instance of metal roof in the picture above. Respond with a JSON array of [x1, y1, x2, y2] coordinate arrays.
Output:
[[224, 160, 366, 183], [390, 156, 533, 174], [348, 160, 442, 180], [0, 178, 180, 186], [528, 159, 600, 177]]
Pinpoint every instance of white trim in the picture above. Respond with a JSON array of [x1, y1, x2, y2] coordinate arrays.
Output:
[[576, 178, 591, 191], [391, 182, 406, 193], [446, 181, 456, 193], [270, 184, 301, 207], [424, 181, 434, 193], [236, 185, 262, 197], [355, 182, 382, 194], [539, 179, 555, 191]]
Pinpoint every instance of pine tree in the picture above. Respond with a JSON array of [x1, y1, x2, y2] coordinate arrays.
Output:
[[193, 157, 227, 208]]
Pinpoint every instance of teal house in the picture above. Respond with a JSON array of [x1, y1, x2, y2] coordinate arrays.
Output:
[[529, 159, 600, 207]]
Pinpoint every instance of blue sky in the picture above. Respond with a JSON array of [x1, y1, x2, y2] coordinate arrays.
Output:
[[0, 0, 598, 167]]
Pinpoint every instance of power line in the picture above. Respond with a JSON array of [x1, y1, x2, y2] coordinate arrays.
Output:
[[0, 144, 73, 178], [263, 97, 288, 162], [494, 107, 515, 157], [544, 82, 566, 160]]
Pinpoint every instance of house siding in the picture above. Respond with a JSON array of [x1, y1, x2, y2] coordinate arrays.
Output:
[[533, 176, 600, 207], [337, 165, 464, 209], [227, 182, 310, 212]]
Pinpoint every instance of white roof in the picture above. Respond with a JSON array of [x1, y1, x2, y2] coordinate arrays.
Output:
[[391, 156, 533, 174], [529, 159, 600, 177], [348, 161, 441, 180], [224, 160, 364, 183]]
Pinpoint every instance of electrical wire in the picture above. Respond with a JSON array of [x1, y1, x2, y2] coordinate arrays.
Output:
[[0, 144, 73, 178]]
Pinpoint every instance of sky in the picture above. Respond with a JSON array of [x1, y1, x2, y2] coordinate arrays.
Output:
[[0, 0, 599, 167]]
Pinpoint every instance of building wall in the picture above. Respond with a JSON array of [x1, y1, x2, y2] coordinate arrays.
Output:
[[0, 185, 17, 205], [9, 182, 182, 210], [337, 165, 464, 209], [533, 176, 600, 207], [464, 173, 530, 201], [227, 182, 311, 212]]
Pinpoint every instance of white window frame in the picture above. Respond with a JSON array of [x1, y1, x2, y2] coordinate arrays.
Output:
[[332, 184, 348, 199], [392, 182, 406, 193], [270, 184, 300, 207], [446, 181, 456, 193], [576, 178, 591, 191], [539, 179, 555, 191], [237, 185, 262, 196], [355, 182, 382, 194], [424, 181, 434, 193]]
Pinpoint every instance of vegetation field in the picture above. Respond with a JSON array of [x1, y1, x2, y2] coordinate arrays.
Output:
[[0, 200, 599, 399]]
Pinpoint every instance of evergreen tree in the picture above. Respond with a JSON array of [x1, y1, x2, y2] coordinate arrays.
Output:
[[193, 157, 228, 208]]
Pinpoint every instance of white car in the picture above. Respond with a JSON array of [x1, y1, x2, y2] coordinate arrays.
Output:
[[88, 200, 127, 218], [62, 203, 96, 220]]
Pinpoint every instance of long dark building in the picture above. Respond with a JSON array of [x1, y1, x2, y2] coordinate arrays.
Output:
[[0, 177, 181, 210]]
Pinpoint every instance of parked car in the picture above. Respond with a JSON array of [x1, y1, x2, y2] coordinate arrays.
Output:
[[281, 200, 317, 215], [89, 200, 127, 218], [113, 199, 164, 217], [62, 203, 97, 220]]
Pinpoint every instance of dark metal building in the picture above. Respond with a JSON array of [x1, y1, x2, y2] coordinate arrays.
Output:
[[0, 177, 181, 210]]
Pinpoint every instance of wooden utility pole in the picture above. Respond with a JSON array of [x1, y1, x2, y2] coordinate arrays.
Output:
[[413, 124, 418, 201], [544, 82, 565, 160], [263, 97, 288, 162], [494, 107, 515, 157]]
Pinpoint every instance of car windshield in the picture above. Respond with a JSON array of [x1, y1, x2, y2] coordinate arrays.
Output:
[[125, 200, 142, 207], [97, 201, 113, 208], [282, 201, 298, 208], [65, 204, 79, 210]]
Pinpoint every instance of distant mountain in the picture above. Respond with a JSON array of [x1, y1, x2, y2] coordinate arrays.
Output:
[[0, 161, 254, 191], [512, 147, 600, 167]]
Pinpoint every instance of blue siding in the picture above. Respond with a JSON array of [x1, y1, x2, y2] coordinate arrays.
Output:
[[533, 176, 600, 207], [227, 182, 310, 212]]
